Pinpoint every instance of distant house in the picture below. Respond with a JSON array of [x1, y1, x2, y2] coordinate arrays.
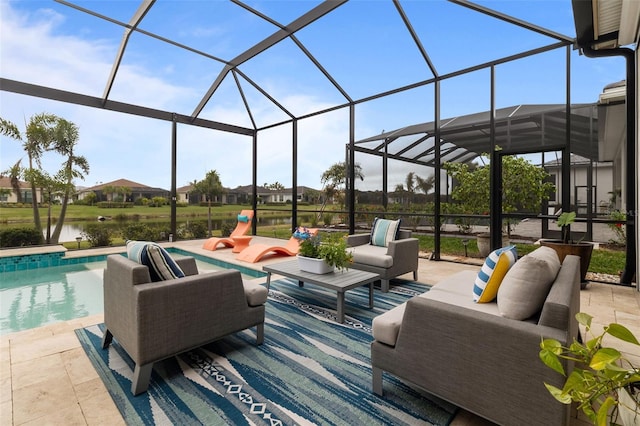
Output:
[[0, 176, 43, 203], [76, 179, 169, 203], [176, 184, 319, 205], [544, 154, 614, 215]]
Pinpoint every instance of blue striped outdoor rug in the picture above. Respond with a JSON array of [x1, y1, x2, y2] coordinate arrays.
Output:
[[76, 278, 458, 425]]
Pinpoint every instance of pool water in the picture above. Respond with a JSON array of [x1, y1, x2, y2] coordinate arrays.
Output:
[[0, 256, 255, 335]]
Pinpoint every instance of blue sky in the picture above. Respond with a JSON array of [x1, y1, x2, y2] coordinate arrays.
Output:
[[0, 0, 627, 193]]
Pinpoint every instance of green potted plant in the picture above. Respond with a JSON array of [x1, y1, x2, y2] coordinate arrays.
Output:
[[298, 232, 353, 274], [540, 313, 640, 426], [541, 211, 594, 285]]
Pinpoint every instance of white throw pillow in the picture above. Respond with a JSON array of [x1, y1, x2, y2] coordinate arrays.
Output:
[[497, 253, 559, 320], [527, 245, 561, 271]]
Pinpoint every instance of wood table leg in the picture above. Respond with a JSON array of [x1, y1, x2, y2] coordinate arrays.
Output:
[[368, 281, 374, 308]]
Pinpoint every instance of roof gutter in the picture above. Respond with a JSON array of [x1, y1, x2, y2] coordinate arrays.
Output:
[[582, 46, 636, 285]]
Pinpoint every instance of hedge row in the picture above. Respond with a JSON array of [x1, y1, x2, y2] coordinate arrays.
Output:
[[0, 227, 43, 247]]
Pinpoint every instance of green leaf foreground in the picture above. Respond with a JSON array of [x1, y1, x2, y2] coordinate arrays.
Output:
[[539, 313, 640, 425]]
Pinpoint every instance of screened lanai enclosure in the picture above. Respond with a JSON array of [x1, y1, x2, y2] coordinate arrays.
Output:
[[0, 0, 636, 284]]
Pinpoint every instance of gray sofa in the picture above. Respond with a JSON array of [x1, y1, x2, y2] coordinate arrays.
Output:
[[347, 229, 419, 292], [371, 253, 581, 426], [102, 254, 268, 395]]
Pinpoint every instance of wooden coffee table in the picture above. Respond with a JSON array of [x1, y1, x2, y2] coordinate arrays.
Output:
[[263, 260, 379, 323]]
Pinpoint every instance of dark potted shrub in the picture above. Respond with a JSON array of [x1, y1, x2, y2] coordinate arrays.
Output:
[[540, 211, 594, 285]]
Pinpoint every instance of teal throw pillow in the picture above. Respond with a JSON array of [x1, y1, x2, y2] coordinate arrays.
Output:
[[370, 218, 401, 247]]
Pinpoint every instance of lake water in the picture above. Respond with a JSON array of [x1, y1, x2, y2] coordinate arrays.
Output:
[[43, 215, 302, 243]]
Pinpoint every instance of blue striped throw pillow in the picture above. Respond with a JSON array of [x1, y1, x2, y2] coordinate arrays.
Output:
[[126, 240, 185, 282], [370, 218, 401, 247], [473, 245, 517, 303]]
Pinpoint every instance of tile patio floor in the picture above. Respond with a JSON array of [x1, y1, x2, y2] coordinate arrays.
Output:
[[1, 238, 638, 425]]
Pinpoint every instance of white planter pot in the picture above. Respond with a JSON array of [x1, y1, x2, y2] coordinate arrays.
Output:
[[297, 255, 334, 274], [476, 233, 510, 257]]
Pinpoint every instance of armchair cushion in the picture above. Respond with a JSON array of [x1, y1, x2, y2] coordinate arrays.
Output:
[[473, 245, 517, 302], [243, 279, 268, 306], [350, 244, 393, 268], [370, 218, 401, 247], [126, 240, 185, 282]]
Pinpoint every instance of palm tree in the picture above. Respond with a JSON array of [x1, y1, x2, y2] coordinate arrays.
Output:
[[1, 113, 59, 234], [405, 172, 415, 204], [102, 185, 116, 203], [28, 169, 66, 244], [49, 119, 89, 244], [319, 161, 364, 218], [117, 186, 132, 202], [7, 160, 23, 203], [194, 170, 223, 236], [415, 174, 435, 196], [394, 183, 406, 205]]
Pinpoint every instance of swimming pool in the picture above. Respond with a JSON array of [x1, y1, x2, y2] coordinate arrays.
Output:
[[0, 251, 264, 335]]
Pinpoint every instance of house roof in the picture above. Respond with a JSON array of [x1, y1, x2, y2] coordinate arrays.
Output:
[[80, 178, 167, 192], [572, 0, 640, 50], [0, 177, 30, 189]]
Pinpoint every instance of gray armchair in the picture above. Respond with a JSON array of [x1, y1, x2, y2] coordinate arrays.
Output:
[[347, 229, 419, 292], [101, 254, 267, 395]]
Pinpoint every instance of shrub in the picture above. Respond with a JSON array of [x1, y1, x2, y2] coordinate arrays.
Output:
[[608, 210, 626, 246], [221, 222, 234, 237], [177, 221, 208, 239], [0, 227, 43, 247], [150, 196, 167, 207], [122, 223, 161, 241], [323, 213, 334, 226], [82, 223, 112, 247]]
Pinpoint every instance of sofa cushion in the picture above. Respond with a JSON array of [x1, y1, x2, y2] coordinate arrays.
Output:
[[430, 270, 476, 295], [237, 214, 250, 223], [473, 245, 517, 303], [126, 240, 185, 282], [370, 218, 401, 247], [350, 244, 394, 268], [497, 250, 561, 320], [242, 279, 268, 306], [426, 288, 502, 316]]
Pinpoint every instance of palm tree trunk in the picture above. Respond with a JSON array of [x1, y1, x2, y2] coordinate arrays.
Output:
[[28, 156, 42, 234], [50, 190, 70, 244], [207, 199, 212, 237]]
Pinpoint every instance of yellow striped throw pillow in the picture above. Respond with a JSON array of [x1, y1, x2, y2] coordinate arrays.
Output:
[[473, 245, 517, 303]]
